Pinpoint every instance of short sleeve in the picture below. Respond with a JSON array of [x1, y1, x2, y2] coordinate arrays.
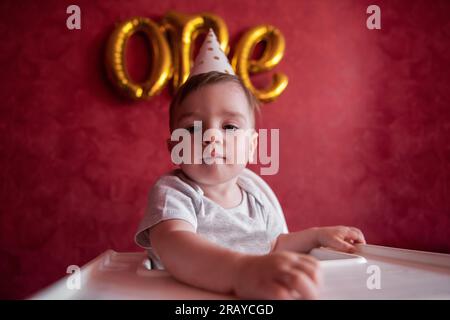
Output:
[[264, 194, 288, 237], [240, 168, 289, 235], [134, 175, 198, 249], [266, 207, 288, 243]]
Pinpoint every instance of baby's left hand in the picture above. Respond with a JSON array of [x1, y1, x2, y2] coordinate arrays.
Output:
[[315, 226, 366, 253]]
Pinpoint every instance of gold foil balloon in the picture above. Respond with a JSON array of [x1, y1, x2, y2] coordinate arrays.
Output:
[[232, 25, 288, 103], [161, 11, 229, 91], [105, 12, 287, 103], [105, 17, 171, 100]]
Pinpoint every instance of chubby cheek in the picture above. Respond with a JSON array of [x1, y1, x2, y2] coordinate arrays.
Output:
[[180, 137, 203, 163]]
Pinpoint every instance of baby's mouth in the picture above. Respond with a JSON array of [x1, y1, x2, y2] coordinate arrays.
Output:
[[202, 155, 226, 162], [202, 148, 226, 163]]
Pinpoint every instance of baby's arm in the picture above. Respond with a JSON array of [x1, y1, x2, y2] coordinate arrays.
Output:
[[272, 227, 319, 253], [150, 219, 321, 299], [149, 219, 241, 294], [272, 226, 366, 254]]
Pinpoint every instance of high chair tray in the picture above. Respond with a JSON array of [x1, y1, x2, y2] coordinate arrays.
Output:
[[309, 247, 367, 266], [30, 244, 450, 299]]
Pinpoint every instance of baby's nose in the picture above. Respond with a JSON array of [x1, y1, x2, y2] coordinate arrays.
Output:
[[203, 135, 218, 146], [202, 130, 223, 146]]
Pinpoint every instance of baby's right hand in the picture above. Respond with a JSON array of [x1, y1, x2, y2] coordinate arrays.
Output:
[[232, 251, 322, 300]]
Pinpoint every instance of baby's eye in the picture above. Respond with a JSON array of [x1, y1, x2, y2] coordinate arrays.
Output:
[[223, 124, 239, 131], [186, 125, 201, 133]]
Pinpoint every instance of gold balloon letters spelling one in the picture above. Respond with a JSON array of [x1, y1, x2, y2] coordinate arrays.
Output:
[[105, 11, 288, 103]]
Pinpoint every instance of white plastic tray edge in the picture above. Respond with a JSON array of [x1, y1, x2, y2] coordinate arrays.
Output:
[[29, 249, 118, 300], [355, 244, 450, 269]]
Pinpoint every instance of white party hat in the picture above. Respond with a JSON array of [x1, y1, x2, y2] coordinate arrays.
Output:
[[189, 28, 235, 77]]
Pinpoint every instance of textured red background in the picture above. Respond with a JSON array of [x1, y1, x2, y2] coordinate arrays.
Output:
[[0, 0, 449, 299]]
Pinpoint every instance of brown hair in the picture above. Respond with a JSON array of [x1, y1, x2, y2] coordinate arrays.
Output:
[[169, 71, 260, 131]]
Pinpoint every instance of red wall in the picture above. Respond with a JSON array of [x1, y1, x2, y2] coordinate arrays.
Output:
[[0, 0, 449, 299]]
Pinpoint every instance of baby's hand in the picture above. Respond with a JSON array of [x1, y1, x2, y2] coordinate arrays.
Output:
[[232, 251, 322, 300], [316, 226, 366, 253]]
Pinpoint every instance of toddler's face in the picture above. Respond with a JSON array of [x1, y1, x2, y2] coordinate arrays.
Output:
[[169, 81, 258, 186]]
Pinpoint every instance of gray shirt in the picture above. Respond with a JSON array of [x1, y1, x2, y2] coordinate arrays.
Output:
[[135, 168, 289, 269]]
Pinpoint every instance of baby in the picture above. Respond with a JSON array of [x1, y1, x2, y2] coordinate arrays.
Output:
[[135, 30, 365, 300]]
